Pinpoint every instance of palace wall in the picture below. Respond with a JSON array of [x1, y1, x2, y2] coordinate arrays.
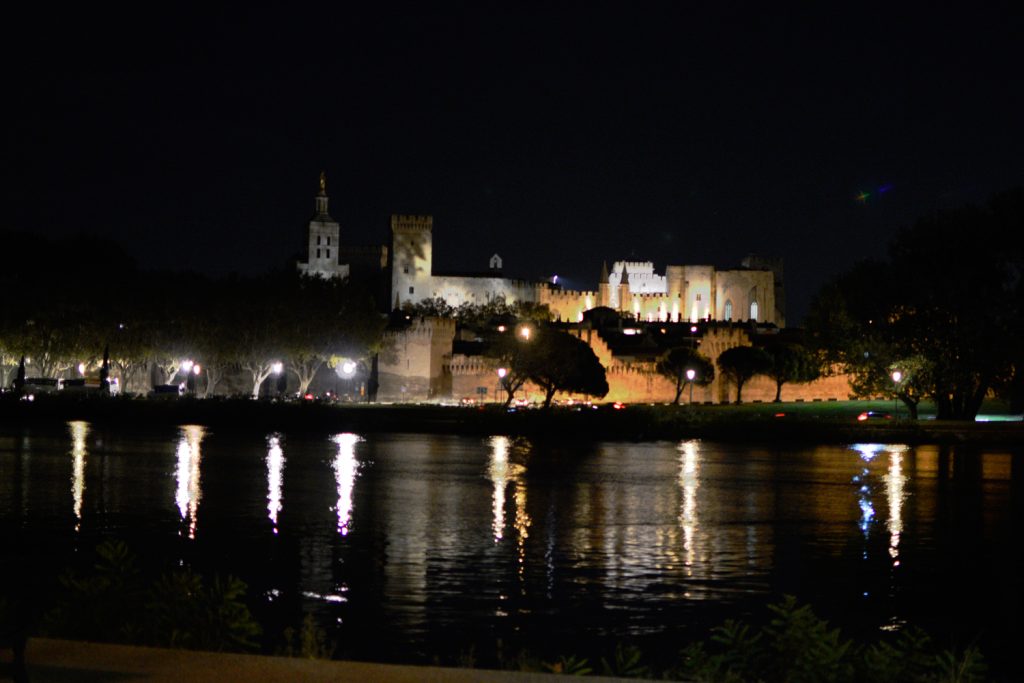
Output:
[[377, 317, 455, 401]]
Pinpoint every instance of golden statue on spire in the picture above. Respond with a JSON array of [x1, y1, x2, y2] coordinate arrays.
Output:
[[319, 171, 327, 193]]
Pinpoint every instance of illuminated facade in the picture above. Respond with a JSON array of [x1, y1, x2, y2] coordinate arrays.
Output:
[[388, 213, 785, 326], [295, 176, 784, 326]]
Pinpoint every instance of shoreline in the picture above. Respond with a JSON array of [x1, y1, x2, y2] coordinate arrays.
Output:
[[2, 396, 1021, 446]]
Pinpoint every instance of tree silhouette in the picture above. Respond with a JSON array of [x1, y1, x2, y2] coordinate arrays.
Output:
[[656, 346, 715, 404], [717, 346, 772, 404]]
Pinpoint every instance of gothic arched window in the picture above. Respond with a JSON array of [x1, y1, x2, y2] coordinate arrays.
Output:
[[724, 300, 733, 321]]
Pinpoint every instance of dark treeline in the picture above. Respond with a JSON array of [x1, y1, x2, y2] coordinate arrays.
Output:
[[805, 187, 1024, 420], [0, 231, 385, 397]]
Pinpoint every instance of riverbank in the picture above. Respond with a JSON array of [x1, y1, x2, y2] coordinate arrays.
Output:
[[9, 638, 626, 683], [2, 395, 1021, 445]]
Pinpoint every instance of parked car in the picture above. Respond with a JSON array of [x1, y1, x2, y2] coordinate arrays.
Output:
[[857, 410, 893, 422]]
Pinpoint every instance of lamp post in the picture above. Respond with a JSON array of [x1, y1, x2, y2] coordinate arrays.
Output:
[[188, 363, 200, 396], [497, 367, 507, 405], [270, 361, 284, 398], [340, 360, 356, 401], [891, 370, 902, 419], [686, 368, 696, 405], [180, 360, 194, 392]]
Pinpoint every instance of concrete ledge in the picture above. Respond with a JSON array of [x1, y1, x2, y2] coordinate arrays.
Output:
[[15, 638, 645, 682]]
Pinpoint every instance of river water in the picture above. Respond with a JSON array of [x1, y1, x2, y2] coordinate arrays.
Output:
[[0, 422, 1020, 674]]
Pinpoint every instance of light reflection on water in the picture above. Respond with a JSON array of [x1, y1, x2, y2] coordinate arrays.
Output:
[[174, 425, 205, 539], [488, 436, 530, 581], [331, 433, 361, 536], [3, 424, 1016, 671], [850, 443, 910, 569], [266, 433, 285, 534], [678, 439, 700, 574], [68, 421, 88, 531]]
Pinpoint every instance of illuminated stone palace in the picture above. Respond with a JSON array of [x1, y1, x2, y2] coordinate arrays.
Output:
[[299, 176, 785, 326]]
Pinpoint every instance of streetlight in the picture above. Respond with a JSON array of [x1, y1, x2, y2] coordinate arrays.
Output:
[[187, 363, 200, 396], [337, 359, 357, 400], [891, 370, 902, 419], [496, 367, 507, 404], [686, 368, 696, 405]]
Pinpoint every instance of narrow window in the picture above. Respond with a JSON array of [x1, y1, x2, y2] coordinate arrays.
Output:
[[724, 300, 733, 321], [316, 236, 321, 245], [409, 286, 414, 295], [316, 248, 321, 258], [327, 236, 331, 246], [750, 301, 759, 321], [326, 248, 331, 258], [403, 267, 409, 274]]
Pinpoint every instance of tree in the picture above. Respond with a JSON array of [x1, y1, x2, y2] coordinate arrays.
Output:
[[806, 188, 1023, 420], [762, 342, 821, 403], [279, 276, 384, 396], [656, 347, 715, 404], [717, 346, 772, 404], [404, 297, 455, 319], [486, 329, 535, 407], [524, 329, 609, 408]]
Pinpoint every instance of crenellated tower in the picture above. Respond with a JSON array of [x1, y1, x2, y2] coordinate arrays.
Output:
[[391, 214, 434, 308]]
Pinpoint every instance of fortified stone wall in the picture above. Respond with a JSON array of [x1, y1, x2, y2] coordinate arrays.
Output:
[[377, 316, 455, 402], [623, 292, 685, 322], [538, 285, 599, 323], [428, 275, 537, 308]]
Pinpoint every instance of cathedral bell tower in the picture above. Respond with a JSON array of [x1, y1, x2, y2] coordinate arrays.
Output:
[[297, 172, 348, 279]]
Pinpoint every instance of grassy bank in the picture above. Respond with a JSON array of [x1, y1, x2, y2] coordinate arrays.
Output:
[[2, 395, 1021, 445]]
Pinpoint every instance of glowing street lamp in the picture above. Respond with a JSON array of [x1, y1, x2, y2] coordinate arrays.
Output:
[[518, 324, 532, 341], [77, 362, 86, 375], [272, 361, 283, 375], [340, 360, 357, 377], [181, 359, 194, 376], [891, 370, 902, 418], [187, 363, 201, 395], [496, 367, 507, 404], [686, 368, 696, 405]]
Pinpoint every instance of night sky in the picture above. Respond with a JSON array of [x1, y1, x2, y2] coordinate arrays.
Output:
[[7, 3, 1023, 324]]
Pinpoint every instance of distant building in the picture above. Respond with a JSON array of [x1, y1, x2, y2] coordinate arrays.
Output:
[[296, 174, 783, 326], [293, 174, 813, 403], [296, 172, 348, 279]]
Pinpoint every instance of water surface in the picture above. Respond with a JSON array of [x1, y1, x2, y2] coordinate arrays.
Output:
[[0, 422, 1019, 673]]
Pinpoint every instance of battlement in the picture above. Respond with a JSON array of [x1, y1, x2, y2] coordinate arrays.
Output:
[[385, 315, 456, 339], [612, 261, 656, 273], [391, 214, 433, 233]]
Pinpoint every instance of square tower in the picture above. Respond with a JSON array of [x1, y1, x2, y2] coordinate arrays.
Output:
[[391, 214, 433, 308]]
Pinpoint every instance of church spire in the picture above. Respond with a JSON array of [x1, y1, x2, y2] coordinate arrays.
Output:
[[314, 171, 331, 218], [599, 260, 609, 284]]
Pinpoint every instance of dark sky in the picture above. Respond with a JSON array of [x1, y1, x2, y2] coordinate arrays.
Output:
[[7, 3, 1023, 324]]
